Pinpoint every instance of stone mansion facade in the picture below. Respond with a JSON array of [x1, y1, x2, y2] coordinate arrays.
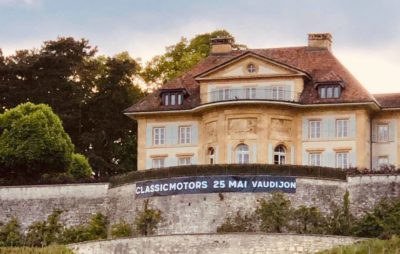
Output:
[[125, 33, 400, 171]]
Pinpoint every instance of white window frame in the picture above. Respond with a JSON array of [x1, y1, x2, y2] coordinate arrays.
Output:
[[178, 157, 191, 166], [236, 144, 250, 164], [179, 126, 192, 144], [309, 120, 321, 139], [309, 153, 321, 166], [336, 119, 349, 138], [377, 124, 389, 142], [245, 87, 257, 99], [377, 156, 389, 169], [274, 145, 286, 165], [272, 86, 285, 100], [153, 127, 166, 146], [152, 158, 165, 169], [336, 152, 349, 169]]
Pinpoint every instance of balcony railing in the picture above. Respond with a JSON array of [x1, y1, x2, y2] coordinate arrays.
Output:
[[204, 88, 301, 103]]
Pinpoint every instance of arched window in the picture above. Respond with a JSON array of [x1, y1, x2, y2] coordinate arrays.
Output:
[[236, 144, 249, 164], [208, 147, 215, 165], [274, 145, 286, 165]]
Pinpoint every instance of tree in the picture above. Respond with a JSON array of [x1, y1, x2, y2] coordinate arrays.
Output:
[[142, 29, 246, 85], [0, 102, 74, 180], [256, 192, 292, 233], [68, 153, 93, 179], [134, 200, 163, 236]]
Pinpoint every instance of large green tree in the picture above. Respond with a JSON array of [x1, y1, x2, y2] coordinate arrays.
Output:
[[0, 38, 144, 177], [0, 103, 74, 180], [142, 29, 245, 85]]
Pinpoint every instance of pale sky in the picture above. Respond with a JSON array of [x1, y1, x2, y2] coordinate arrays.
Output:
[[1, 0, 400, 93]]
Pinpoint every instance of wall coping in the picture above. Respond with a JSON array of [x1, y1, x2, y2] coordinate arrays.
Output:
[[68, 233, 368, 247]]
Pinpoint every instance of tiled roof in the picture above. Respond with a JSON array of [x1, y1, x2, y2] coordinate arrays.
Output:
[[373, 93, 400, 108], [125, 46, 377, 113]]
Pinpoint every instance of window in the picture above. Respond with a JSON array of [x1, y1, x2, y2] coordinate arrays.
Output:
[[245, 87, 257, 99], [152, 158, 165, 169], [377, 156, 389, 169], [236, 144, 249, 164], [309, 120, 321, 139], [178, 157, 191, 166], [179, 126, 192, 144], [336, 152, 349, 169], [153, 127, 165, 145], [274, 145, 286, 165], [336, 119, 349, 138], [318, 84, 341, 99], [162, 92, 184, 106], [378, 124, 389, 142], [215, 88, 232, 101], [208, 147, 215, 165], [309, 153, 321, 166], [272, 86, 285, 100], [247, 63, 257, 73]]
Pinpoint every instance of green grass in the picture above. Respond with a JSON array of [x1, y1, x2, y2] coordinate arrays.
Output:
[[317, 236, 400, 254], [0, 245, 73, 254]]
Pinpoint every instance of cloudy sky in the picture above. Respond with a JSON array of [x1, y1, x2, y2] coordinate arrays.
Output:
[[1, 0, 400, 93]]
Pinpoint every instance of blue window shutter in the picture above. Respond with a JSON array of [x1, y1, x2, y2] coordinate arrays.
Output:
[[371, 121, 377, 142], [165, 157, 175, 167], [268, 143, 273, 163], [252, 144, 257, 163], [323, 117, 335, 139], [192, 124, 199, 144], [349, 115, 356, 138], [302, 149, 308, 166], [227, 144, 232, 163], [146, 125, 152, 146], [371, 156, 378, 171], [284, 84, 292, 100], [167, 125, 178, 145], [146, 158, 152, 169], [325, 151, 335, 168], [349, 151, 356, 168], [389, 119, 396, 142], [302, 118, 309, 140]]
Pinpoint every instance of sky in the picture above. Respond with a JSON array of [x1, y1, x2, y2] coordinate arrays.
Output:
[[1, 0, 400, 93]]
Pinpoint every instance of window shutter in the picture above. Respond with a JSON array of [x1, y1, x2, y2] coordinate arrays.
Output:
[[349, 115, 356, 138], [302, 119, 309, 140], [284, 85, 292, 100], [146, 125, 153, 146], [389, 119, 396, 142], [268, 143, 273, 164], [371, 121, 377, 142], [371, 156, 378, 171], [191, 124, 198, 145]]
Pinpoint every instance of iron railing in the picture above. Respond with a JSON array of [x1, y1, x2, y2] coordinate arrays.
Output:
[[203, 88, 301, 103]]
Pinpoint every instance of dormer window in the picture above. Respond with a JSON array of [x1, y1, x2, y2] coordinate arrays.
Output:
[[318, 84, 342, 99], [160, 88, 187, 106]]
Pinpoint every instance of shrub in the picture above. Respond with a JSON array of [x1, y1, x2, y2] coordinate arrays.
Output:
[[25, 210, 64, 247], [134, 200, 163, 236], [256, 192, 292, 233], [326, 191, 355, 236], [292, 206, 326, 234], [111, 221, 133, 238], [354, 198, 400, 238], [61, 212, 108, 244], [68, 153, 93, 179], [0, 218, 23, 247], [217, 211, 256, 233]]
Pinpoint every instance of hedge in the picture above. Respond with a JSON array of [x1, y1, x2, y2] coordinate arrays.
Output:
[[109, 164, 348, 188]]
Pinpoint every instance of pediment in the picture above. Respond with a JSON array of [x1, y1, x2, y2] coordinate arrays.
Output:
[[196, 52, 308, 80]]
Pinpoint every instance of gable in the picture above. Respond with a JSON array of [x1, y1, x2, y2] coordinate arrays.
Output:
[[196, 53, 306, 80]]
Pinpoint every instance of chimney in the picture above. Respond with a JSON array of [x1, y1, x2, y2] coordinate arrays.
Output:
[[210, 37, 233, 54], [308, 33, 332, 51]]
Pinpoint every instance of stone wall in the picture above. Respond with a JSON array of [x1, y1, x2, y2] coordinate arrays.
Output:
[[69, 233, 361, 254], [0, 175, 399, 234], [0, 183, 109, 229]]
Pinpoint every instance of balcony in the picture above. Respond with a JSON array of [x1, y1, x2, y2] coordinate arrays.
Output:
[[204, 88, 301, 104]]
